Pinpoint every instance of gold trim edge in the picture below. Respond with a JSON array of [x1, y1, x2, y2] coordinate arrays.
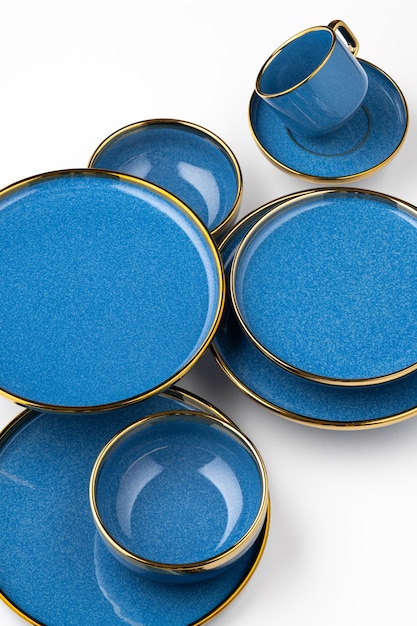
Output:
[[88, 118, 243, 239], [212, 189, 417, 430], [0, 169, 226, 414], [249, 58, 409, 183]]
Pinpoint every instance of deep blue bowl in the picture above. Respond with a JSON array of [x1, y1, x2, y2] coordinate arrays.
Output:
[[0, 169, 224, 412], [90, 410, 268, 583]]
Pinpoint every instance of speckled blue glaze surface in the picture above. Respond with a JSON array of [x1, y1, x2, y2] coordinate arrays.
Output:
[[0, 388, 268, 625], [89, 121, 241, 237], [0, 170, 224, 411], [212, 194, 417, 427], [250, 60, 408, 180], [231, 188, 417, 385], [95, 412, 264, 575], [256, 26, 368, 137]]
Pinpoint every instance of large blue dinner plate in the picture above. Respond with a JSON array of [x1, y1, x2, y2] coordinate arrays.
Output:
[[0, 170, 224, 412], [230, 188, 417, 386], [249, 60, 408, 181], [212, 192, 417, 429], [0, 387, 269, 625]]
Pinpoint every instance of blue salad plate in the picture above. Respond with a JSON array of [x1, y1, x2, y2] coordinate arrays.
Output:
[[212, 191, 417, 429], [0, 387, 269, 625], [249, 60, 408, 181], [0, 169, 224, 412], [230, 187, 417, 387], [89, 119, 242, 239]]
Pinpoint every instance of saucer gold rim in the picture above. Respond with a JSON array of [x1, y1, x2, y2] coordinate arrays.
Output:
[[249, 59, 409, 183], [0, 169, 226, 413]]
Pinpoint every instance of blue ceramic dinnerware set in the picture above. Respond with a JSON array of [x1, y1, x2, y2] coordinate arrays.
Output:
[[0, 18, 415, 625]]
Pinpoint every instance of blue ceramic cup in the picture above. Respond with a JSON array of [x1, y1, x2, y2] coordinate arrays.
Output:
[[255, 20, 368, 137]]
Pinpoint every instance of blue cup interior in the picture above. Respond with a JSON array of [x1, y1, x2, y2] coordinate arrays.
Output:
[[259, 29, 333, 94], [93, 411, 266, 571], [89, 121, 241, 235]]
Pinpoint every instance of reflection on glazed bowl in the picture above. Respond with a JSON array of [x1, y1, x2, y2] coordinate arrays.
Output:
[[88, 119, 242, 239], [90, 410, 268, 583]]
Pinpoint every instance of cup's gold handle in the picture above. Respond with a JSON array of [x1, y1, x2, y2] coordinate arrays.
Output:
[[328, 19, 359, 56]]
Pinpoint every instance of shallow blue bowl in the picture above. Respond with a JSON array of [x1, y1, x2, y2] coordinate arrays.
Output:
[[90, 410, 268, 583], [88, 119, 242, 239]]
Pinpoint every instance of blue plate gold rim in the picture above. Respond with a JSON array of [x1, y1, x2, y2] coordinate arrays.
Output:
[[249, 59, 408, 182], [0, 387, 270, 625], [212, 192, 417, 429], [0, 169, 225, 413]]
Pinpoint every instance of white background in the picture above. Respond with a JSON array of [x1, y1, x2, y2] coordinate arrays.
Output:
[[1, 1, 417, 624]]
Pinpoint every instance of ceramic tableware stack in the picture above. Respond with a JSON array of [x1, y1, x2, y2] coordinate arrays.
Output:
[[0, 395, 270, 626], [0, 117, 271, 625], [214, 188, 417, 430], [0, 17, 414, 626], [213, 21, 417, 430], [88, 118, 243, 241], [249, 20, 408, 182]]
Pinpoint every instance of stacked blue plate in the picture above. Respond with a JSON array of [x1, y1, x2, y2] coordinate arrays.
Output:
[[214, 187, 417, 429]]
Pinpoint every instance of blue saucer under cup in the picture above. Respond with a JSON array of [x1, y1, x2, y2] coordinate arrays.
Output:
[[249, 60, 408, 181], [88, 119, 243, 239], [255, 20, 368, 137]]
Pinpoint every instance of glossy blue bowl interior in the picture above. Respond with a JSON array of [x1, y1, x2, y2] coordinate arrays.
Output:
[[93, 412, 265, 578], [89, 121, 241, 235]]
